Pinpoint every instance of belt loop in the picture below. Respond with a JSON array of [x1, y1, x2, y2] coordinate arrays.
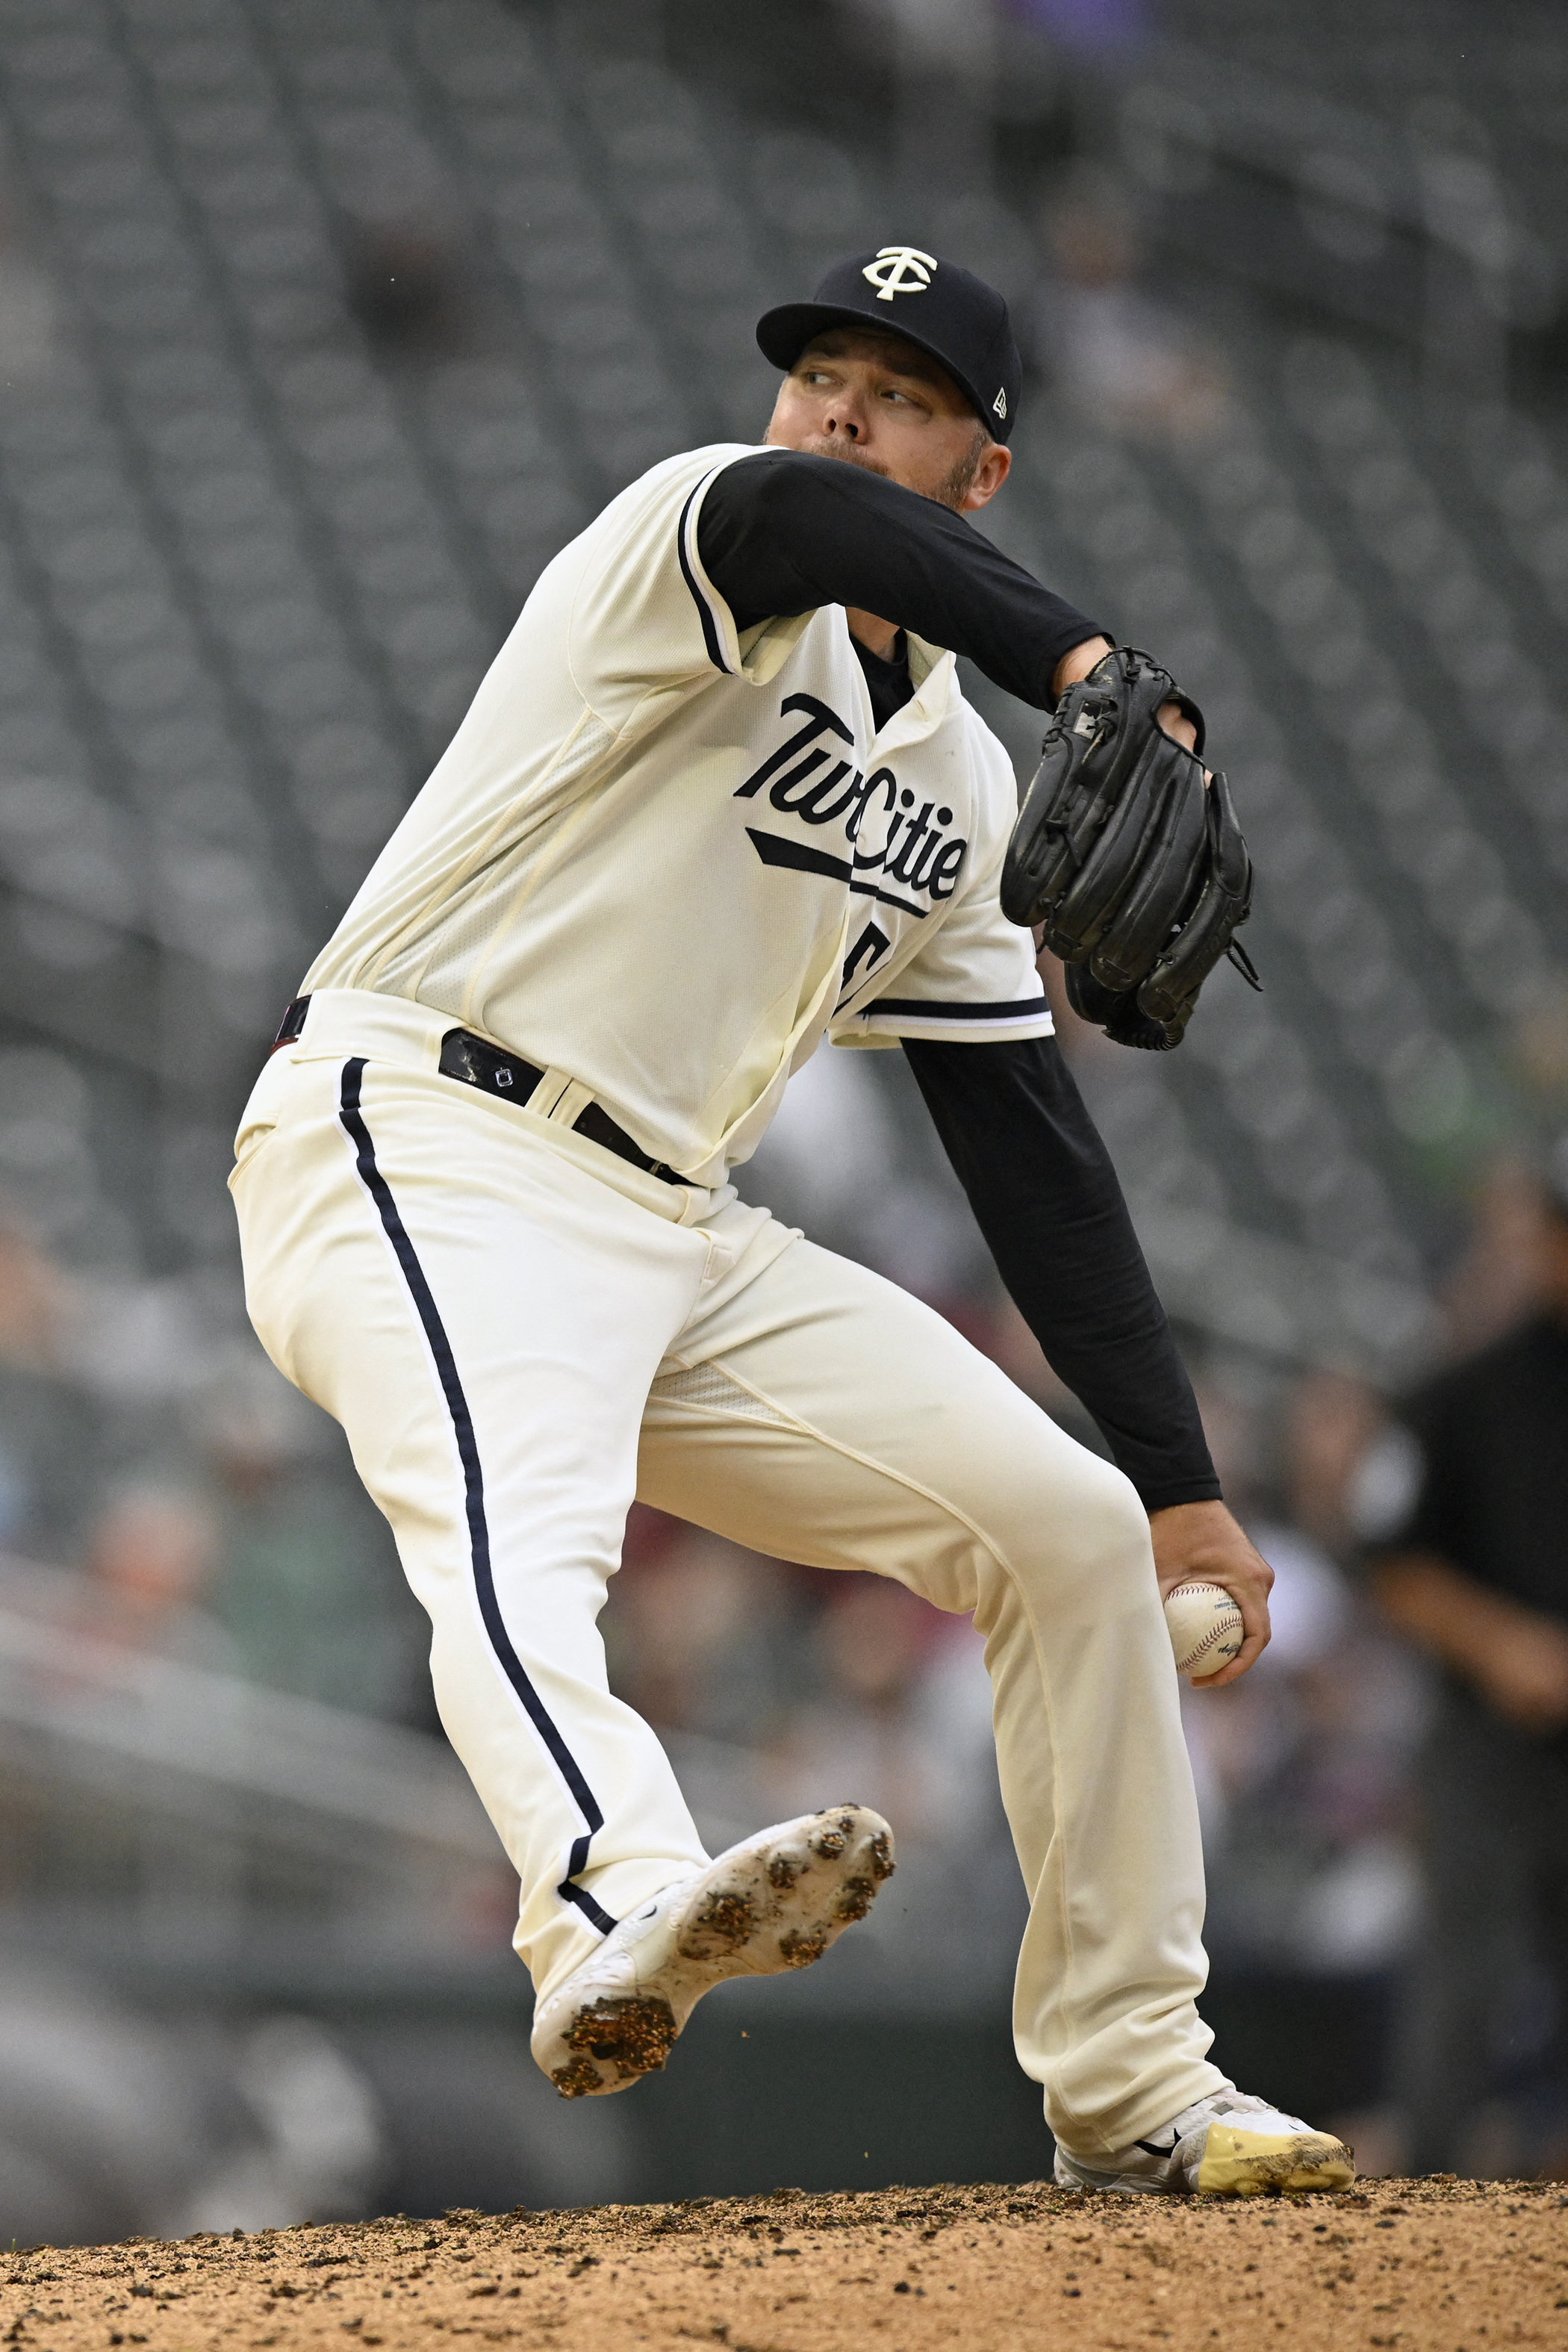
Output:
[[547, 1077, 594, 1131], [527, 1068, 576, 1121]]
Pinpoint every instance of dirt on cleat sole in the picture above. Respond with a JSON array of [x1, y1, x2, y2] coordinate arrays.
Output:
[[532, 1804, 895, 2098], [552, 1994, 679, 2096]]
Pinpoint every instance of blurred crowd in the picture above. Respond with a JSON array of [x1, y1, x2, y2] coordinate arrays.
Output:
[[0, 1208, 431, 1725]]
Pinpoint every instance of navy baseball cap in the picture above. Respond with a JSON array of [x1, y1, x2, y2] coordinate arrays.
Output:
[[756, 246, 1022, 444]]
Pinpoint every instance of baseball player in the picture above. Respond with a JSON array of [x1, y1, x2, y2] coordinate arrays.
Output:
[[231, 246, 1353, 2196]]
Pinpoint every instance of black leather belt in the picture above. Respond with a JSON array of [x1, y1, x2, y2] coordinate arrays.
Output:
[[271, 999, 697, 1188]]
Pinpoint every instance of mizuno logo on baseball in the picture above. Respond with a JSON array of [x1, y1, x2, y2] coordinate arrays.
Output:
[[732, 692, 968, 907]]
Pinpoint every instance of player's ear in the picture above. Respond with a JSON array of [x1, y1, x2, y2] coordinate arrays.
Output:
[[960, 441, 1011, 513]]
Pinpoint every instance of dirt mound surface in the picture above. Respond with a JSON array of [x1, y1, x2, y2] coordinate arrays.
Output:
[[3, 2177, 1564, 2351]]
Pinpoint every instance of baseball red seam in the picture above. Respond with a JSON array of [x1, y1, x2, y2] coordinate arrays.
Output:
[[1171, 1587, 1243, 1671]]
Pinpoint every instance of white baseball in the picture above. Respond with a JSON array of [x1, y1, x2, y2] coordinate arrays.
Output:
[[1163, 1581, 1245, 1680]]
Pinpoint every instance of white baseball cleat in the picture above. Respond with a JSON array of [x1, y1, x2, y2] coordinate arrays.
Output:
[[530, 1803, 896, 2098], [1054, 2089, 1356, 2197]]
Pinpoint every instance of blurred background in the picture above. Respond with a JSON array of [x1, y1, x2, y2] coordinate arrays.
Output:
[[0, 0, 1566, 2239]]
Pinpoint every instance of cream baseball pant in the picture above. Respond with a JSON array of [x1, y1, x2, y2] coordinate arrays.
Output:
[[231, 990, 1226, 2159]]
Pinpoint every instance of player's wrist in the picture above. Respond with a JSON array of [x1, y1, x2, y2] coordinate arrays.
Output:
[[1148, 1496, 1238, 1556], [1050, 634, 1114, 699]]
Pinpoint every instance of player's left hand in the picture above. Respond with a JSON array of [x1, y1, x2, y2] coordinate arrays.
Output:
[[1157, 699, 1204, 772], [1051, 635, 1207, 777], [1148, 1499, 1272, 1687]]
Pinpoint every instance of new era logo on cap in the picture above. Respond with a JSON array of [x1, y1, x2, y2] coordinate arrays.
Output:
[[756, 246, 1024, 444]]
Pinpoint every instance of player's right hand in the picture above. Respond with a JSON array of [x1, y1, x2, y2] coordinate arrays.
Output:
[[1148, 1499, 1273, 1687]]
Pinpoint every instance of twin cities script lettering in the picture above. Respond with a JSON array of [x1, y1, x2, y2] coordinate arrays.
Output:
[[732, 691, 967, 920]]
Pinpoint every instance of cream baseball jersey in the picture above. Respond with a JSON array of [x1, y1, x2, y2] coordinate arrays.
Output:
[[302, 444, 1054, 1187]]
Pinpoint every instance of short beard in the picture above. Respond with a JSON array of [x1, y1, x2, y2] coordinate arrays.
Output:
[[933, 421, 989, 511], [788, 423, 989, 512]]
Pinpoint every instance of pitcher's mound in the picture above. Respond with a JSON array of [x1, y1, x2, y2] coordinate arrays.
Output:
[[4, 2177, 1563, 2351]]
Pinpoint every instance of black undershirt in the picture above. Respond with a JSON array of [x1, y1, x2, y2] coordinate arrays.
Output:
[[696, 450, 1219, 1510], [852, 629, 914, 732]]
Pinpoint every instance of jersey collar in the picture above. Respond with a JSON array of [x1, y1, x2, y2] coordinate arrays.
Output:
[[874, 632, 954, 746]]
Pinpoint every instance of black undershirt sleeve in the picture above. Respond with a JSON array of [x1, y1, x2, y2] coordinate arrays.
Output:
[[697, 449, 1101, 708], [902, 1033, 1222, 1512]]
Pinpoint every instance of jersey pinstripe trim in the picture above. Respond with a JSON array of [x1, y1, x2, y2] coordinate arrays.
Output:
[[335, 1056, 617, 1939], [868, 995, 1048, 1019], [846, 991, 1056, 1042], [677, 473, 742, 676]]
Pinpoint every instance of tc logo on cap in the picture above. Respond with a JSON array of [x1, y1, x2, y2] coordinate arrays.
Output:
[[862, 246, 938, 301]]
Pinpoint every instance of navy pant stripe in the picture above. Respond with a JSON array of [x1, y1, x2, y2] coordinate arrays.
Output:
[[337, 1057, 617, 1938]]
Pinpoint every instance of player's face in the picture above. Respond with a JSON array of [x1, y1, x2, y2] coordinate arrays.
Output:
[[765, 328, 1012, 513]]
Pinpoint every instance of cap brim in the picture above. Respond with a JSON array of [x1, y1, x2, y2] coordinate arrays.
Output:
[[756, 301, 989, 434]]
